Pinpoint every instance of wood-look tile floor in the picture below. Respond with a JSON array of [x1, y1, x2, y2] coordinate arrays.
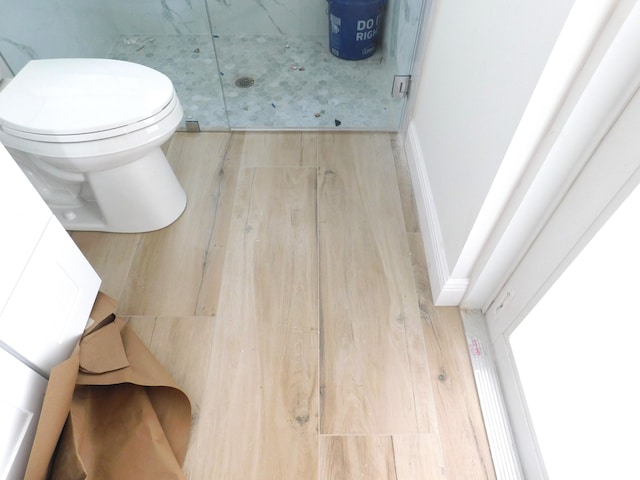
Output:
[[71, 132, 496, 479]]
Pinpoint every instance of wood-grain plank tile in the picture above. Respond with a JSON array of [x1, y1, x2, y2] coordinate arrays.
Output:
[[191, 167, 318, 479], [241, 132, 318, 167], [319, 435, 396, 479], [391, 134, 419, 234], [318, 133, 434, 435], [118, 132, 230, 316], [393, 434, 447, 479], [71, 132, 496, 479], [70, 231, 141, 301], [124, 315, 216, 480], [407, 232, 496, 479], [193, 134, 242, 315], [122, 315, 155, 345], [124, 316, 215, 413], [195, 132, 317, 315]]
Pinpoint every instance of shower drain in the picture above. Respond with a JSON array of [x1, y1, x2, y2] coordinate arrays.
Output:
[[234, 76, 255, 88]]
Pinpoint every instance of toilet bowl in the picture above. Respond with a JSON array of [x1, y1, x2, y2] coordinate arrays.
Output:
[[0, 58, 187, 233]]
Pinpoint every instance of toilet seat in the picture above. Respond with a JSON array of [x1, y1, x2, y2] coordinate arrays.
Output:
[[0, 93, 179, 143], [0, 58, 176, 143], [0, 96, 183, 172]]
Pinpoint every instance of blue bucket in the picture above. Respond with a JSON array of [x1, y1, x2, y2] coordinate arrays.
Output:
[[328, 0, 385, 60]]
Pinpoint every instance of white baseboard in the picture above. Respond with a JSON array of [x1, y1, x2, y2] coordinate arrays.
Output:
[[404, 122, 468, 306]]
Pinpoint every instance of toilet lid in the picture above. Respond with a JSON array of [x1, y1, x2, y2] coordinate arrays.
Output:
[[0, 58, 175, 138]]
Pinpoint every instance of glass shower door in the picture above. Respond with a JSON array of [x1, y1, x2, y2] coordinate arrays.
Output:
[[0, 0, 229, 130], [107, 32, 228, 130], [93, 1, 229, 130], [0, 0, 426, 131], [205, 0, 426, 130]]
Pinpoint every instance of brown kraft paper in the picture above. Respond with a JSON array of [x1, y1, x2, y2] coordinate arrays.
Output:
[[25, 293, 192, 480]]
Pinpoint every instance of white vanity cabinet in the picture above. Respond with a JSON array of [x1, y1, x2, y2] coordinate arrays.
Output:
[[0, 143, 100, 479], [0, 347, 47, 480]]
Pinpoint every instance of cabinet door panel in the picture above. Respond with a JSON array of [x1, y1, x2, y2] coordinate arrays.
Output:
[[0, 347, 47, 480], [0, 146, 52, 311], [0, 219, 100, 375]]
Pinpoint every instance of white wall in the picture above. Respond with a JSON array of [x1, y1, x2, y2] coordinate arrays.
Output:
[[405, 0, 575, 305]]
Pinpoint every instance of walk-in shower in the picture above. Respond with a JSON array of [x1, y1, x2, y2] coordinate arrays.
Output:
[[0, 0, 425, 131]]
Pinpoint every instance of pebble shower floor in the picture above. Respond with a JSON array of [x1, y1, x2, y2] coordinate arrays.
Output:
[[108, 34, 403, 130]]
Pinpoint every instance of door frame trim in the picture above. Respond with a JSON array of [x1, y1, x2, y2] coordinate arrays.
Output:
[[482, 3, 640, 476]]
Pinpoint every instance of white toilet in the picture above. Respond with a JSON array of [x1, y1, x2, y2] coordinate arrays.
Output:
[[0, 58, 187, 233]]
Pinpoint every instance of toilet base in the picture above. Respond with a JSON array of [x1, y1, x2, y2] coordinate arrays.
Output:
[[12, 146, 187, 233], [68, 147, 187, 233]]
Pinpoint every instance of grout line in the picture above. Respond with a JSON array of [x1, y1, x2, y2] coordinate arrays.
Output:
[[391, 436, 400, 480], [193, 132, 233, 315], [387, 132, 424, 433], [316, 138, 322, 479]]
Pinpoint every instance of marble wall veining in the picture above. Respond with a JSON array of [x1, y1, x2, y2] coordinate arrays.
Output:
[[208, 0, 326, 38], [107, 0, 211, 36], [208, 0, 425, 72]]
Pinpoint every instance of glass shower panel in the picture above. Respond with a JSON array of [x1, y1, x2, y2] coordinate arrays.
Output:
[[0, 0, 426, 131], [104, 1, 227, 130], [0, 0, 228, 130], [206, 0, 424, 130]]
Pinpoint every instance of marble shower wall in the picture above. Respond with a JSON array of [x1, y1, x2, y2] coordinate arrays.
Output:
[[207, 0, 326, 38], [207, 0, 426, 72], [105, 0, 211, 36], [0, 0, 210, 73], [0, 0, 115, 73], [0, 0, 425, 129], [0, 0, 423, 75]]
